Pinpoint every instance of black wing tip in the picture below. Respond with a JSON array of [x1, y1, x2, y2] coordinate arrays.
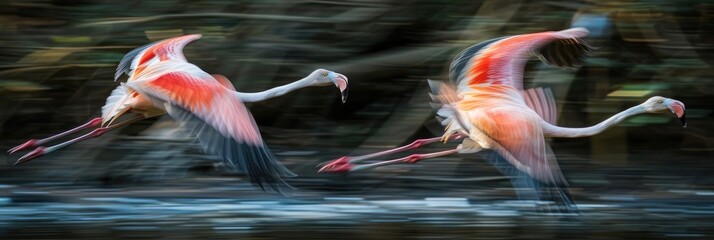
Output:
[[231, 142, 296, 193], [165, 103, 296, 194], [538, 38, 596, 69], [114, 41, 157, 81]]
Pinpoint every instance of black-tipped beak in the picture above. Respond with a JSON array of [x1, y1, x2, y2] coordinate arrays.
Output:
[[341, 84, 349, 103], [334, 74, 348, 103], [668, 100, 686, 128]]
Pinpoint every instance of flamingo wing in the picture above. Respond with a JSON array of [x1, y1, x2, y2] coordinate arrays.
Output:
[[128, 63, 294, 191], [449, 37, 505, 84], [483, 148, 576, 212], [450, 27, 593, 94], [522, 87, 558, 124], [115, 41, 155, 81], [472, 107, 566, 185], [100, 82, 137, 126], [211, 74, 236, 91], [115, 34, 203, 81]]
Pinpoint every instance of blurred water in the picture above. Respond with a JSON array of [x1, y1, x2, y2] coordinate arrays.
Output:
[[1, 141, 712, 239], [1, 181, 713, 239]]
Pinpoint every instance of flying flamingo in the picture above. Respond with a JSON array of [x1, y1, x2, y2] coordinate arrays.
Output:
[[9, 34, 349, 191], [319, 27, 685, 208]]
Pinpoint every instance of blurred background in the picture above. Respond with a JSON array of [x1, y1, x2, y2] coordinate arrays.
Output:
[[0, 0, 713, 239]]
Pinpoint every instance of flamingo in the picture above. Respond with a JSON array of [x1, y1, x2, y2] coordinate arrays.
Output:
[[319, 27, 685, 209], [8, 34, 349, 191]]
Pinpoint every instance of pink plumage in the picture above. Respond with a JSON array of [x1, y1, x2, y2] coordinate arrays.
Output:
[[10, 34, 350, 192], [321, 28, 685, 213], [131, 70, 263, 145]]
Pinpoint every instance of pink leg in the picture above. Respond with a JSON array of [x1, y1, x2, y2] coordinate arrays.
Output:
[[318, 134, 464, 173], [8, 117, 103, 155], [322, 148, 460, 173], [14, 115, 145, 165]]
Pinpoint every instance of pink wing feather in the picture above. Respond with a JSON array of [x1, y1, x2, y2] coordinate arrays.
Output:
[[454, 27, 593, 93], [472, 105, 566, 185], [128, 68, 294, 191], [523, 87, 558, 124], [457, 85, 566, 185], [211, 74, 236, 91], [150, 72, 262, 144], [115, 34, 202, 81]]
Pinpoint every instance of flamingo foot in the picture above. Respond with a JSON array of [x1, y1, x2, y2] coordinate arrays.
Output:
[[14, 147, 46, 165], [318, 156, 353, 173], [8, 139, 39, 155], [402, 154, 422, 163], [8, 117, 104, 155]]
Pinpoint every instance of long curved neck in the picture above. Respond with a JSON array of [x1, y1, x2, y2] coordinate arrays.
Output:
[[234, 76, 314, 102], [542, 104, 645, 138]]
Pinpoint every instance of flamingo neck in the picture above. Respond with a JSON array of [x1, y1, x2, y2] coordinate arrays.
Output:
[[234, 76, 315, 102], [542, 104, 646, 138]]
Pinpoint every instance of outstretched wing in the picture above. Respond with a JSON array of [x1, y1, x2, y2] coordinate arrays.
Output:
[[449, 37, 505, 84], [128, 62, 295, 191], [115, 34, 203, 81], [450, 27, 593, 94], [472, 108, 566, 185], [522, 87, 558, 124], [483, 149, 577, 213], [100, 82, 136, 126]]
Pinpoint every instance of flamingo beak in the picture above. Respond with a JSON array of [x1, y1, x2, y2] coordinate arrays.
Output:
[[668, 100, 686, 127], [334, 74, 349, 103]]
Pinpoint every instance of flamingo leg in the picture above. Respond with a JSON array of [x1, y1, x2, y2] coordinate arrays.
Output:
[[8, 117, 104, 155], [13, 115, 146, 165], [321, 148, 460, 173], [318, 134, 464, 173]]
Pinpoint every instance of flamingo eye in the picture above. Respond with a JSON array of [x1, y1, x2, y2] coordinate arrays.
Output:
[[657, 100, 664, 104], [322, 72, 328, 76]]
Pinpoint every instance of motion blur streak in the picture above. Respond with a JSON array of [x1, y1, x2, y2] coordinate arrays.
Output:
[[0, 0, 712, 239]]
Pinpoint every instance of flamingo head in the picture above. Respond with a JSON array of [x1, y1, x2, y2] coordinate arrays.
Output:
[[643, 96, 687, 127], [310, 69, 349, 103]]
